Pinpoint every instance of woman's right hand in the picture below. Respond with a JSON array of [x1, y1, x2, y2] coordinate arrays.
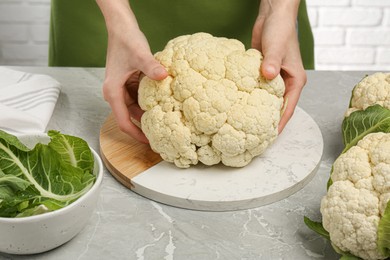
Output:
[[96, 0, 168, 143]]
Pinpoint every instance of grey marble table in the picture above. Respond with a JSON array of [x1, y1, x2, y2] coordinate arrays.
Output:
[[0, 67, 373, 260]]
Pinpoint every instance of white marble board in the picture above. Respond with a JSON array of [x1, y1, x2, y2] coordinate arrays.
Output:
[[130, 107, 323, 211]]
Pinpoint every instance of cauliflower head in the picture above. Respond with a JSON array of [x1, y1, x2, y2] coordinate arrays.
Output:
[[138, 33, 285, 168], [346, 72, 390, 117], [321, 132, 390, 260]]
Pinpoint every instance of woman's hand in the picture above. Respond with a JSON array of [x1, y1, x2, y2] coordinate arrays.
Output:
[[96, 0, 168, 143], [252, 0, 307, 133]]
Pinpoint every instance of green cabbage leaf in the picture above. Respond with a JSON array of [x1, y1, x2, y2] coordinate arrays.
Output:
[[0, 130, 95, 218]]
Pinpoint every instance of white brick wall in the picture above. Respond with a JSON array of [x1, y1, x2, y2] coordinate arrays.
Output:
[[0, 0, 389, 70], [0, 0, 50, 66], [308, 0, 390, 70]]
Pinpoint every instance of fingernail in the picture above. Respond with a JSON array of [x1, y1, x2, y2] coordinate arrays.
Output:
[[265, 65, 276, 76], [153, 67, 167, 79]]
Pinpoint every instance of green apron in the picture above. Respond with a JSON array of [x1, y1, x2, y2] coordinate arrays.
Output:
[[49, 0, 314, 69]]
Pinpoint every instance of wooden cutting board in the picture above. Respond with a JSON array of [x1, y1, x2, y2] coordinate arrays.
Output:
[[99, 114, 162, 189]]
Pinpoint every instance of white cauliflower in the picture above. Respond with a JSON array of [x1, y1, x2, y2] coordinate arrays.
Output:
[[321, 132, 390, 260], [305, 72, 390, 260], [346, 72, 390, 117], [138, 33, 285, 168]]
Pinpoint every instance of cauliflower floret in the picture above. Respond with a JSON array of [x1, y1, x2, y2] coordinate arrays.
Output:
[[321, 133, 390, 260], [139, 33, 285, 168], [346, 72, 390, 117]]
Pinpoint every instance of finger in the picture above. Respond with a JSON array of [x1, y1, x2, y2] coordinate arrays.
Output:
[[103, 84, 149, 143], [138, 54, 168, 81], [113, 101, 149, 143], [278, 87, 300, 133], [278, 68, 307, 133], [254, 35, 283, 80], [125, 71, 141, 102], [261, 56, 281, 81], [128, 102, 144, 123], [260, 21, 292, 80], [261, 36, 285, 80]]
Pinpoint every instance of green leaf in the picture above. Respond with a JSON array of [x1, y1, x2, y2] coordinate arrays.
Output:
[[339, 254, 362, 260], [16, 205, 50, 218], [332, 243, 363, 259], [327, 165, 334, 190], [0, 130, 30, 152], [0, 170, 31, 195], [48, 130, 94, 173], [377, 200, 390, 257], [342, 105, 390, 153], [0, 131, 95, 218], [304, 217, 364, 259], [303, 216, 330, 240]]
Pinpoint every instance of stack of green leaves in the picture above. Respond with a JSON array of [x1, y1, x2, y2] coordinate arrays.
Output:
[[0, 130, 95, 218]]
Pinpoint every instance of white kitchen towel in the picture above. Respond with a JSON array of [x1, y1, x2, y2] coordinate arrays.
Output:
[[0, 67, 61, 134]]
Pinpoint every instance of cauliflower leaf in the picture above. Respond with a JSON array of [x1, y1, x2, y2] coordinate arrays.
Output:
[[342, 105, 390, 153], [303, 216, 330, 240], [378, 202, 390, 256]]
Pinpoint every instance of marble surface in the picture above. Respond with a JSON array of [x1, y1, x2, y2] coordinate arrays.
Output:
[[0, 67, 373, 260], [132, 107, 323, 211]]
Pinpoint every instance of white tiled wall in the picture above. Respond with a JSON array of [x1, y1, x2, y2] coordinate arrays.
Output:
[[0, 0, 389, 70]]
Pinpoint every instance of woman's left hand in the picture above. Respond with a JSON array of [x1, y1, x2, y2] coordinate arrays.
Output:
[[252, 0, 307, 133]]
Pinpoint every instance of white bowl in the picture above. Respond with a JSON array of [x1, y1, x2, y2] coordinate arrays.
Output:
[[0, 134, 103, 255]]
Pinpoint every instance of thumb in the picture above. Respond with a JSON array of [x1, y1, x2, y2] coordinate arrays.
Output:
[[139, 54, 168, 81], [261, 53, 282, 80]]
